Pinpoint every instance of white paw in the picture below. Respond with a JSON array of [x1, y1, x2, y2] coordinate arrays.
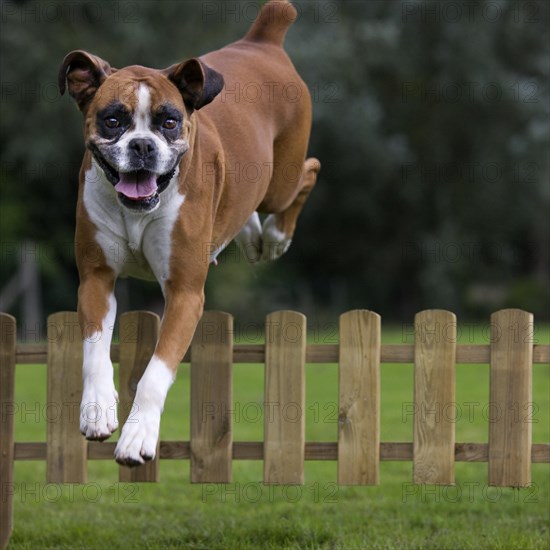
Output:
[[114, 403, 161, 466], [235, 211, 263, 263], [80, 378, 119, 441], [261, 214, 292, 261], [115, 355, 174, 466]]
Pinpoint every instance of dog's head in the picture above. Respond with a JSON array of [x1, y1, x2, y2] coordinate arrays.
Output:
[[59, 50, 224, 212]]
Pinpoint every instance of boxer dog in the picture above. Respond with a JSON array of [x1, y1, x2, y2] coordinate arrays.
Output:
[[59, 0, 319, 466]]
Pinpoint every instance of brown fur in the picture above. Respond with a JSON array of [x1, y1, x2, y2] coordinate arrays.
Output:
[[66, 0, 320, 372]]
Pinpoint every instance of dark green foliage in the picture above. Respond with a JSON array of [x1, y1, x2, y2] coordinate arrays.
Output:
[[1, 0, 548, 323]]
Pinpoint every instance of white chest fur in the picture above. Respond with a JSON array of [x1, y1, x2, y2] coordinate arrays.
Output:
[[83, 160, 185, 289]]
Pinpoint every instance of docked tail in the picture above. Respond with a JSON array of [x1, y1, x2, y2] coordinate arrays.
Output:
[[244, 0, 298, 46]]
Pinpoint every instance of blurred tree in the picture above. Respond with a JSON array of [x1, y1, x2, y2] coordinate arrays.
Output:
[[0, 0, 548, 330]]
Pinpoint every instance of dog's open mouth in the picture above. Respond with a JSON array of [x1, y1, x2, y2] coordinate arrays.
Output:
[[90, 145, 176, 212], [115, 170, 160, 210]]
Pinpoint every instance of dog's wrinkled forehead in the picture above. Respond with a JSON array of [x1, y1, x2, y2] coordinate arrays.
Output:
[[89, 67, 186, 120]]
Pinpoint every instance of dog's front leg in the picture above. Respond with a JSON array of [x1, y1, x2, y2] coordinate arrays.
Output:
[[114, 283, 205, 466], [78, 270, 119, 441]]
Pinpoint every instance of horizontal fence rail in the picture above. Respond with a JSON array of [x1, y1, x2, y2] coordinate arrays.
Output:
[[1, 308, 549, 549], [11, 440, 550, 462], [13, 343, 550, 365]]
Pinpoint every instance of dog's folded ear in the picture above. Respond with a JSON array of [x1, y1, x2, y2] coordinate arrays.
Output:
[[163, 58, 224, 112], [59, 50, 115, 111]]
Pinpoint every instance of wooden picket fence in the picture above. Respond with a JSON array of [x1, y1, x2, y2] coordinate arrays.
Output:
[[1, 308, 549, 548]]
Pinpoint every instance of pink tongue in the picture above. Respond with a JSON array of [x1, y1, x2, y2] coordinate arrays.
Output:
[[115, 171, 158, 199]]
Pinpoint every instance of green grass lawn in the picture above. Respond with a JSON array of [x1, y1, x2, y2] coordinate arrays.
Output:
[[8, 323, 550, 549]]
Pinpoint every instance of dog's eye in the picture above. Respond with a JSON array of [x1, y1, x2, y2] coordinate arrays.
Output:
[[104, 117, 119, 129], [163, 118, 177, 130]]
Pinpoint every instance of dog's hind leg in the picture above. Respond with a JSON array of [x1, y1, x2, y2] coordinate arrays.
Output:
[[235, 211, 263, 263], [261, 157, 320, 261]]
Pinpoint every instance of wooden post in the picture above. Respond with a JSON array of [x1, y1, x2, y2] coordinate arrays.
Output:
[[0, 314, 16, 550], [413, 310, 456, 484], [338, 310, 381, 485], [264, 311, 306, 484], [190, 311, 233, 483], [119, 311, 160, 482], [46, 312, 87, 483], [489, 309, 533, 487]]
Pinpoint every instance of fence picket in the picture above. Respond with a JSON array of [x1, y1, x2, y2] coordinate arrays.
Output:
[[46, 312, 87, 483], [413, 310, 456, 484], [489, 309, 533, 487], [0, 314, 16, 550], [338, 310, 381, 485], [190, 311, 233, 483], [118, 311, 161, 482], [264, 311, 306, 484]]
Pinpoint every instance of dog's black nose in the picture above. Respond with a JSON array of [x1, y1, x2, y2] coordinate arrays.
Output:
[[129, 138, 157, 158]]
